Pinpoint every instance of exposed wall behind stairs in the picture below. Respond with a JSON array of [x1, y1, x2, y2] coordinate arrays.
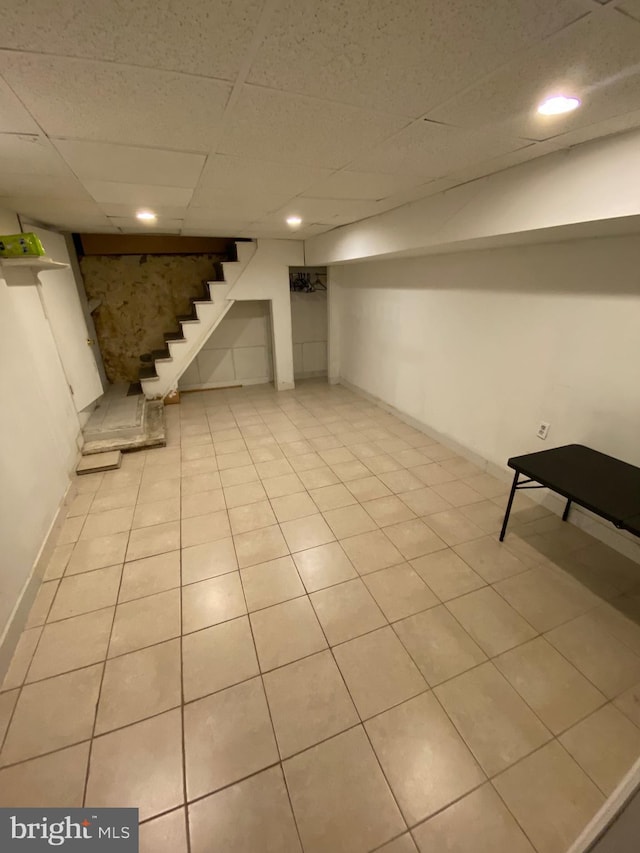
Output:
[[79, 253, 226, 383]]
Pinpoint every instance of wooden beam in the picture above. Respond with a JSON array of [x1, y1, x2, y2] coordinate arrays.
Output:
[[77, 234, 235, 256]]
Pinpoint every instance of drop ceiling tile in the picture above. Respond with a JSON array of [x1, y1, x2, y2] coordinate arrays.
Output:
[[349, 121, 528, 179], [195, 155, 332, 201], [247, 0, 590, 116], [84, 181, 193, 206], [0, 77, 39, 133], [428, 12, 640, 141], [182, 225, 251, 237], [617, 0, 640, 22], [52, 140, 206, 187], [0, 53, 231, 151], [218, 85, 409, 169], [442, 141, 561, 187], [99, 204, 190, 218], [543, 107, 640, 147], [186, 196, 282, 222], [0, 196, 114, 231], [110, 217, 183, 234], [271, 197, 380, 225], [302, 171, 419, 200], [0, 0, 264, 81], [0, 134, 72, 176], [242, 223, 332, 239], [0, 173, 93, 199]]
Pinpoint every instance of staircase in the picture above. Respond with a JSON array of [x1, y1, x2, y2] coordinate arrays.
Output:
[[139, 240, 256, 399]]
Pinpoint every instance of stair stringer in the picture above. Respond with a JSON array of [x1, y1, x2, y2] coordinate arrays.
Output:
[[140, 240, 257, 399]]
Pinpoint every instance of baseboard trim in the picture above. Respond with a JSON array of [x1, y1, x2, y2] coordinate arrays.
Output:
[[338, 376, 640, 565], [0, 479, 72, 686]]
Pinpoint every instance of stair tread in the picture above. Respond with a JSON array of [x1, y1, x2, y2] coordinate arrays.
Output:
[[151, 348, 171, 361], [139, 365, 158, 380]]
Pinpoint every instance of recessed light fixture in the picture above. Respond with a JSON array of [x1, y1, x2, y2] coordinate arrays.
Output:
[[286, 216, 302, 227], [136, 210, 157, 222], [537, 95, 581, 116]]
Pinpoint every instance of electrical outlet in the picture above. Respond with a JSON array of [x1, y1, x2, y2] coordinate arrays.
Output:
[[537, 421, 550, 440]]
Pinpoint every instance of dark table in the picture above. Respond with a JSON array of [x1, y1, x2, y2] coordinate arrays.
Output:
[[499, 444, 640, 542]]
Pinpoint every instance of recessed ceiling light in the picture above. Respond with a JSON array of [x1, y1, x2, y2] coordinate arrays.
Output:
[[286, 216, 302, 227], [136, 210, 157, 222], [537, 95, 581, 116]]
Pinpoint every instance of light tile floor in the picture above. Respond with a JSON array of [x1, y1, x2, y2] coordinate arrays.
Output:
[[2, 380, 640, 853]]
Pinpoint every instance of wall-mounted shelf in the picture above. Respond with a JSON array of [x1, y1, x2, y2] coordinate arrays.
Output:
[[0, 256, 70, 287]]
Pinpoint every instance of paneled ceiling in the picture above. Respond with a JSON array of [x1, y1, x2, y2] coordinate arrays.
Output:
[[1, 0, 639, 238]]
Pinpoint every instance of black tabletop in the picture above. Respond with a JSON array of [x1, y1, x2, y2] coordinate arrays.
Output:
[[508, 444, 640, 531]]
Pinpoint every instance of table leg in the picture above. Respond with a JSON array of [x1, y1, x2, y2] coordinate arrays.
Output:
[[499, 471, 519, 542], [562, 498, 572, 521]]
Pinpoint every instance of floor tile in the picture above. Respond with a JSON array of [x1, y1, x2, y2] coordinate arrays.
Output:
[[1, 665, 101, 765], [423, 509, 485, 546], [48, 564, 121, 621], [219, 465, 258, 487], [447, 587, 537, 656], [262, 473, 305, 498], [559, 704, 640, 794], [298, 466, 340, 489], [412, 783, 535, 853], [25, 581, 59, 628], [181, 538, 237, 585], [189, 766, 302, 853], [333, 627, 427, 719], [410, 549, 485, 601], [56, 515, 85, 545], [459, 499, 506, 534], [27, 607, 113, 681], [66, 532, 128, 575], [379, 469, 425, 493], [494, 637, 606, 735], [66, 492, 95, 517], [137, 477, 181, 504], [283, 727, 405, 853], [271, 491, 318, 522], [229, 500, 276, 534], [1, 628, 42, 690], [241, 555, 305, 611], [319, 447, 355, 465], [494, 565, 600, 632], [365, 692, 485, 825], [80, 506, 133, 541], [453, 536, 529, 583], [181, 472, 222, 495], [364, 564, 438, 622], [91, 487, 138, 513], [181, 488, 225, 519], [109, 589, 180, 656], [119, 551, 180, 602], [546, 612, 640, 698], [264, 650, 359, 758], [435, 662, 552, 776], [0, 690, 18, 743], [493, 741, 604, 853], [331, 460, 372, 482], [132, 497, 181, 529], [365, 454, 404, 475], [43, 543, 74, 580], [250, 596, 328, 671], [293, 541, 358, 592], [223, 481, 268, 510], [323, 504, 378, 539], [362, 495, 416, 527], [181, 509, 230, 547], [397, 486, 451, 517], [310, 578, 387, 645], [411, 463, 458, 486], [377, 835, 418, 853], [96, 639, 181, 734], [281, 514, 335, 552], [431, 480, 484, 507], [182, 572, 246, 633], [308, 483, 357, 512], [234, 524, 289, 568], [86, 709, 184, 821], [182, 616, 259, 702], [614, 681, 640, 727], [384, 519, 447, 560], [340, 530, 404, 575], [126, 521, 180, 562], [184, 677, 278, 799], [0, 742, 90, 807], [217, 450, 253, 470], [394, 605, 486, 686], [140, 808, 188, 853], [346, 476, 392, 502], [255, 458, 293, 478]]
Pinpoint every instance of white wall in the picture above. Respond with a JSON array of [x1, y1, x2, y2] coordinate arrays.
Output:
[[331, 233, 640, 548], [179, 300, 273, 390], [291, 291, 327, 378], [227, 239, 303, 391], [0, 207, 80, 648]]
